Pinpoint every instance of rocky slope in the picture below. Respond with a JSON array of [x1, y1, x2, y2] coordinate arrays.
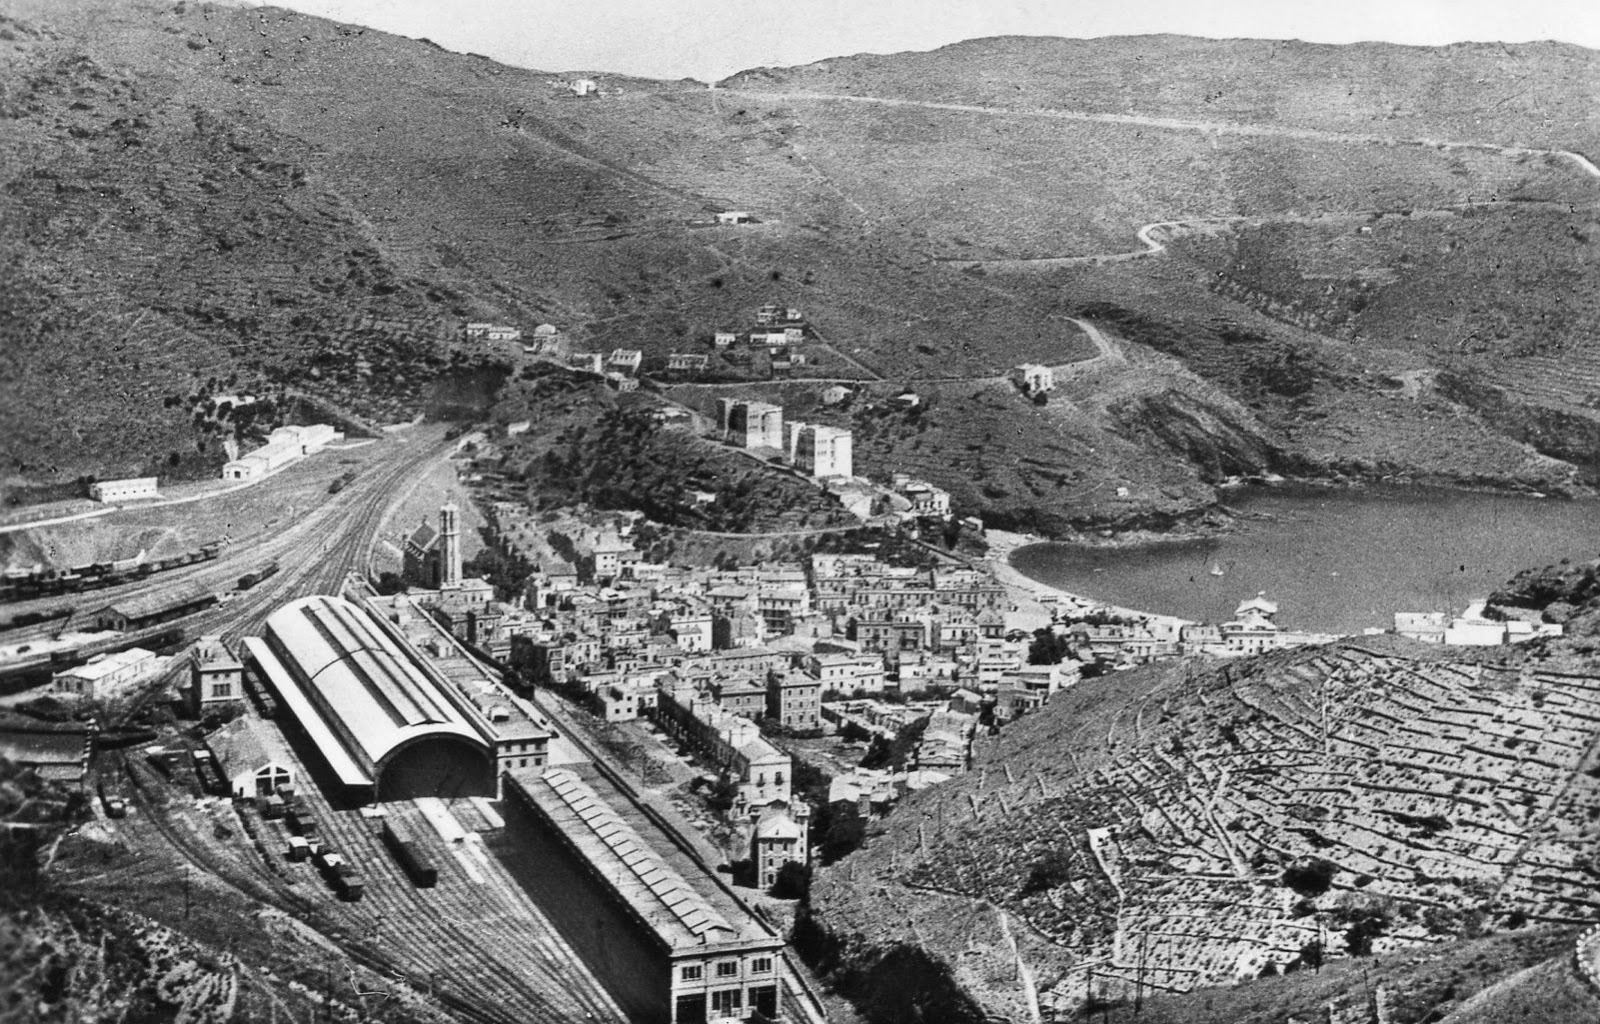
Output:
[[806, 633, 1600, 1021]]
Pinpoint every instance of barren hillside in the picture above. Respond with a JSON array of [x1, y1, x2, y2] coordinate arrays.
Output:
[[2, 0, 1596, 532]]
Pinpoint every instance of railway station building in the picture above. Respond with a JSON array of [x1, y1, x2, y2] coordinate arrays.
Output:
[[509, 768, 786, 1024], [241, 594, 549, 802]]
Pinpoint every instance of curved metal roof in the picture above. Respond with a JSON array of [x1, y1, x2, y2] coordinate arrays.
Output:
[[260, 596, 489, 783]]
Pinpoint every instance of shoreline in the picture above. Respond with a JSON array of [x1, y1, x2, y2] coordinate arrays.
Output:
[[983, 528, 1196, 631]]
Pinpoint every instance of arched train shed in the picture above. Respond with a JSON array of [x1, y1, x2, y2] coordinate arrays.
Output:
[[242, 595, 496, 802]]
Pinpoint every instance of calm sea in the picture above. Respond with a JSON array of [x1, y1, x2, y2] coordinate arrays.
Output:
[[1010, 485, 1600, 635]]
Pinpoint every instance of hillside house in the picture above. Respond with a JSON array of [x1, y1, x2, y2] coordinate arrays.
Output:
[[592, 537, 637, 580], [606, 373, 640, 392], [717, 399, 784, 450], [668, 353, 709, 372], [569, 78, 598, 96], [89, 477, 159, 503], [820, 385, 851, 406], [786, 422, 853, 479], [716, 210, 753, 224], [713, 331, 737, 348], [1012, 363, 1055, 396], [608, 349, 643, 374], [464, 323, 521, 342], [569, 352, 604, 374], [223, 424, 341, 482], [894, 476, 951, 517]]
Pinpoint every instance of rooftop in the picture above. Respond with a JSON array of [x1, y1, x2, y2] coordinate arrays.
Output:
[[517, 768, 749, 951]]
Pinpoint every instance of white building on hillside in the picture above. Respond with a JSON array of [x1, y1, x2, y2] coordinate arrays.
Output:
[[89, 477, 159, 503], [223, 425, 341, 482], [786, 422, 852, 479]]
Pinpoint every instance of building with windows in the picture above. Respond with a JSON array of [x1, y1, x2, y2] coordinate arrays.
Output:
[[53, 647, 159, 701], [189, 636, 243, 715], [88, 477, 159, 503], [785, 422, 853, 479], [206, 715, 295, 799], [752, 804, 809, 891], [766, 671, 822, 731], [716, 399, 784, 450], [1011, 363, 1055, 396], [608, 349, 643, 374], [654, 687, 792, 815], [509, 768, 785, 1023]]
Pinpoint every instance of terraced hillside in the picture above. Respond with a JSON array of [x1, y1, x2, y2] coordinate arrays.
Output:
[[3, 0, 1598, 530], [806, 634, 1600, 1021]]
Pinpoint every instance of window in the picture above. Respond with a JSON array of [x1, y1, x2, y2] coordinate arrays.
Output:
[[716, 960, 739, 978], [710, 989, 742, 1014], [751, 957, 773, 974], [212, 682, 233, 697], [680, 964, 703, 982]]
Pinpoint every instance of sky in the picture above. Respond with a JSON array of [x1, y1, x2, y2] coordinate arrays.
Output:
[[245, 0, 1600, 81]]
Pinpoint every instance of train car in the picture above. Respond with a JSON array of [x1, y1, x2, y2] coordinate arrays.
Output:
[[237, 562, 280, 591], [381, 820, 438, 888], [336, 872, 365, 902], [260, 793, 286, 819], [191, 751, 226, 797]]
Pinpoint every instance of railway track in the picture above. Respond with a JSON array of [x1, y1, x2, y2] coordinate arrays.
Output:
[[2, 430, 455, 648]]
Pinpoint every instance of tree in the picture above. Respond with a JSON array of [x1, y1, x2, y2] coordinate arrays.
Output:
[[1282, 857, 1338, 897], [818, 801, 867, 864], [374, 571, 406, 595], [1027, 628, 1072, 666], [770, 861, 812, 900], [706, 776, 739, 811]]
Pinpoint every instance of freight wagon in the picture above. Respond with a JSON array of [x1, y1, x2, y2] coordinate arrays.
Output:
[[380, 819, 438, 888]]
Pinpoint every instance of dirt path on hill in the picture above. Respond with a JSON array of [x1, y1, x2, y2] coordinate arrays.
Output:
[[713, 88, 1600, 180], [716, 88, 1600, 267]]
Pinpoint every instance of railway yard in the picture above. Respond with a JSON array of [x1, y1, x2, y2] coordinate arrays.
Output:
[[4, 420, 831, 1024]]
